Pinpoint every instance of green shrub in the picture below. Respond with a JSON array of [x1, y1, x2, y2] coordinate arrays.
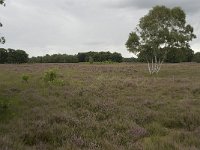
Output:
[[22, 74, 29, 83], [43, 69, 57, 83], [52, 79, 65, 86], [43, 69, 65, 86]]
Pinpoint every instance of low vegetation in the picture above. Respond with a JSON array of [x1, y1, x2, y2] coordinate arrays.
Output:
[[0, 63, 200, 149], [43, 69, 57, 83], [22, 74, 29, 83]]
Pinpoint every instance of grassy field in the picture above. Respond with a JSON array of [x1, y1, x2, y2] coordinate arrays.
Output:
[[0, 63, 200, 150]]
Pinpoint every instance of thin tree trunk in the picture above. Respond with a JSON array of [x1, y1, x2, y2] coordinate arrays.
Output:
[[147, 55, 165, 75]]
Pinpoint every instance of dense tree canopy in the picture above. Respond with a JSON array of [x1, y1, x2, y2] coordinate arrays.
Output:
[[123, 57, 138, 63], [193, 52, 200, 63], [29, 54, 79, 63], [0, 48, 7, 63], [0, 0, 5, 5], [126, 5, 196, 73], [0, 48, 29, 64], [30, 51, 122, 63], [165, 48, 194, 63], [77, 51, 123, 63], [138, 48, 194, 63]]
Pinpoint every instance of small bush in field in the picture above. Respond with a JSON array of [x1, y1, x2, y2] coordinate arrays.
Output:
[[22, 74, 29, 83], [52, 79, 65, 86], [43, 69, 65, 86], [43, 69, 57, 83]]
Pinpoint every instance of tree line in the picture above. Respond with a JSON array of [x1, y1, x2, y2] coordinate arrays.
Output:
[[29, 54, 79, 63], [29, 51, 123, 63], [77, 51, 123, 63], [137, 48, 195, 63], [0, 48, 199, 64], [0, 48, 29, 64], [124, 50, 200, 63]]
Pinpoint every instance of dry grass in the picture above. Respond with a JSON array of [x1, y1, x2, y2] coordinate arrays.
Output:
[[0, 63, 200, 150]]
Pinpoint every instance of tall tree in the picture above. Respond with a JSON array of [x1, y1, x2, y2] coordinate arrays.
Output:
[[0, 0, 5, 44], [126, 6, 196, 74], [0, 48, 7, 63], [193, 52, 200, 63], [15, 50, 29, 63]]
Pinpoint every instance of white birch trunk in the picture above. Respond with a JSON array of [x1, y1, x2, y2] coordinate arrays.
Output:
[[147, 55, 164, 75]]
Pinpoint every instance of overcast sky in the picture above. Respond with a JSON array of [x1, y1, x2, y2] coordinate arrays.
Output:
[[0, 0, 200, 57]]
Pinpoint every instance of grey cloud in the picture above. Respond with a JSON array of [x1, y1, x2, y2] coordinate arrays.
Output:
[[109, 0, 200, 13], [0, 0, 199, 58]]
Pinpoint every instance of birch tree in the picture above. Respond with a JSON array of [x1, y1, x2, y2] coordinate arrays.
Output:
[[126, 6, 196, 74]]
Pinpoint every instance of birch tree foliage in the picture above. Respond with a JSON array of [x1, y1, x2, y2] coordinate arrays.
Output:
[[0, 0, 5, 5], [0, 0, 5, 44], [126, 6, 196, 74]]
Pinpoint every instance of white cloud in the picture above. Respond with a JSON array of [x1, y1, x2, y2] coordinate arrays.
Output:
[[0, 0, 199, 58]]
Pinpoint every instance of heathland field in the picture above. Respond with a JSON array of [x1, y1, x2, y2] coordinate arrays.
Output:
[[0, 63, 200, 150]]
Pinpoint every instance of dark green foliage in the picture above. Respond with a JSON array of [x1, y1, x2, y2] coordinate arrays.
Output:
[[137, 51, 147, 62], [123, 57, 138, 63], [126, 32, 140, 53], [0, 48, 28, 64], [7, 49, 29, 63], [0, 48, 8, 63], [77, 53, 87, 62], [28, 56, 43, 63], [193, 52, 200, 63], [2, 50, 123, 64], [29, 54, 78, 63], [165, 48, 194, 63], [6, 49, 16, 63], [111, 52, 123, 63], [183, 48, 194, 62], [0, 0, 5, 5], [15, 50, 29, 63], [77, 51, 123, 63], [138, 48, 194, 63]]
